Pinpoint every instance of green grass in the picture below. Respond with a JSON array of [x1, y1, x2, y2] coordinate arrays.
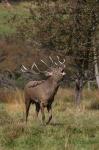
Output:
[[0, 89, 99, 150]]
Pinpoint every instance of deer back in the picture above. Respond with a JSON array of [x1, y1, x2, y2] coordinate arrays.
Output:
[[24, 76, 60, 103]]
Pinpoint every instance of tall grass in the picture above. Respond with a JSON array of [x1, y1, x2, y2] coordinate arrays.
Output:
[[0, 88, 99, 150]]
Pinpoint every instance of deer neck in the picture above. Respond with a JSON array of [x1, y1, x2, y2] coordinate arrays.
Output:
[[48, 77, 60, 88], [46, 77, 60, 100]]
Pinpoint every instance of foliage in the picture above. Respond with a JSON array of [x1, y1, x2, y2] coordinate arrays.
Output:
[[16, 0, 71, 51], [69, 0, 99, 75]]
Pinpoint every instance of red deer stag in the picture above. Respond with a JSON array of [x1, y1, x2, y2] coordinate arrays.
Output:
[[21, 56, 66, 125]]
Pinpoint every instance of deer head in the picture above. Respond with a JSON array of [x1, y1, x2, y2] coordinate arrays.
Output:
[[21, 56, 66, 81]]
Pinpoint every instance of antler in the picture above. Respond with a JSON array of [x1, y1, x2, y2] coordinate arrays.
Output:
[[49, 56, 54, 64], [57, 56, 65, 65], [40, 59, 49, 67], [21, 63, 41, 75], [41, 56, 63, 67], [21, 55, 66, 76], [49, 56, 66, 66], [21, 65, 28, 72], [31, 62, 41, 72], [40, 58, 57, 68], [49, 56, 58, 66]]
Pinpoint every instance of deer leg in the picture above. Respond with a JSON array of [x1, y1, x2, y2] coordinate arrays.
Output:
[[46, 105, 52, 124], [40, 103, 45, 125], [35, 103, 40, 118], [25, 99, 31, 123]]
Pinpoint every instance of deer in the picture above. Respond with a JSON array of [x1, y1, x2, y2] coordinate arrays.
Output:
[[21, 56, 66, 125]]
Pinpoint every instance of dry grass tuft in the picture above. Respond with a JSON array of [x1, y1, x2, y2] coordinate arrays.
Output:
[[0, 88, 25, 113], [0, 88, 24, 103]]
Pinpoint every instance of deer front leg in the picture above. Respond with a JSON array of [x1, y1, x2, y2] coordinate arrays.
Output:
[[46, 105, 52, 124], [40, 103, 45, 125], [25, 99, 31, 123], [35, 103, 40, 118]]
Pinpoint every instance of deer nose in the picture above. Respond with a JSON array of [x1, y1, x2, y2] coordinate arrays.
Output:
[[62, 72, 66, 76]]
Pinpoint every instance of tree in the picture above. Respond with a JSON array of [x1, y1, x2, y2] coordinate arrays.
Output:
[[68, 0, 99, 104]]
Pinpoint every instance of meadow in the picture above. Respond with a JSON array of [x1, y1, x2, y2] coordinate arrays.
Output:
[[0, 88, 99, 150]]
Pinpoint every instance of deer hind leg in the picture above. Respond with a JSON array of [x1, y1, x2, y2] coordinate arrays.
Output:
[[25, 99, 31, 123], [40, 103, 45, 125], [46, 105, 52, 124]]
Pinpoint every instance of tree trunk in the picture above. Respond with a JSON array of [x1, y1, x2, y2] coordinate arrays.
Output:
[[75, 78, 83, 105], [94, 48, 99, 88], [75, 88, 82, 105]]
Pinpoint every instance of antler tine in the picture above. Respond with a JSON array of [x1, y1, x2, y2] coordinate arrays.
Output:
[[57, 56, 65, 64], [31, 62, 35, 70], [22, 65, 28, 70], [21, 68, 26, 72], [57, 56, 60, 63], [31, 62, 41, 73], [21, 65, 28, 72], [61, 58, 65, 64], [49, 56, 54, 63], [49, 56, 58, 66], [55, 62, 58, 65], [34, 62, 41, 72], [41, 59, 49, 67]]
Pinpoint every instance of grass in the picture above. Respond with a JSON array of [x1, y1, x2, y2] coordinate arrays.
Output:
[[0, 88, 99, 150]]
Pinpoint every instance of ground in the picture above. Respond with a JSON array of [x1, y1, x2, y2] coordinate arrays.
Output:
[[0, 88, 99, 150]]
